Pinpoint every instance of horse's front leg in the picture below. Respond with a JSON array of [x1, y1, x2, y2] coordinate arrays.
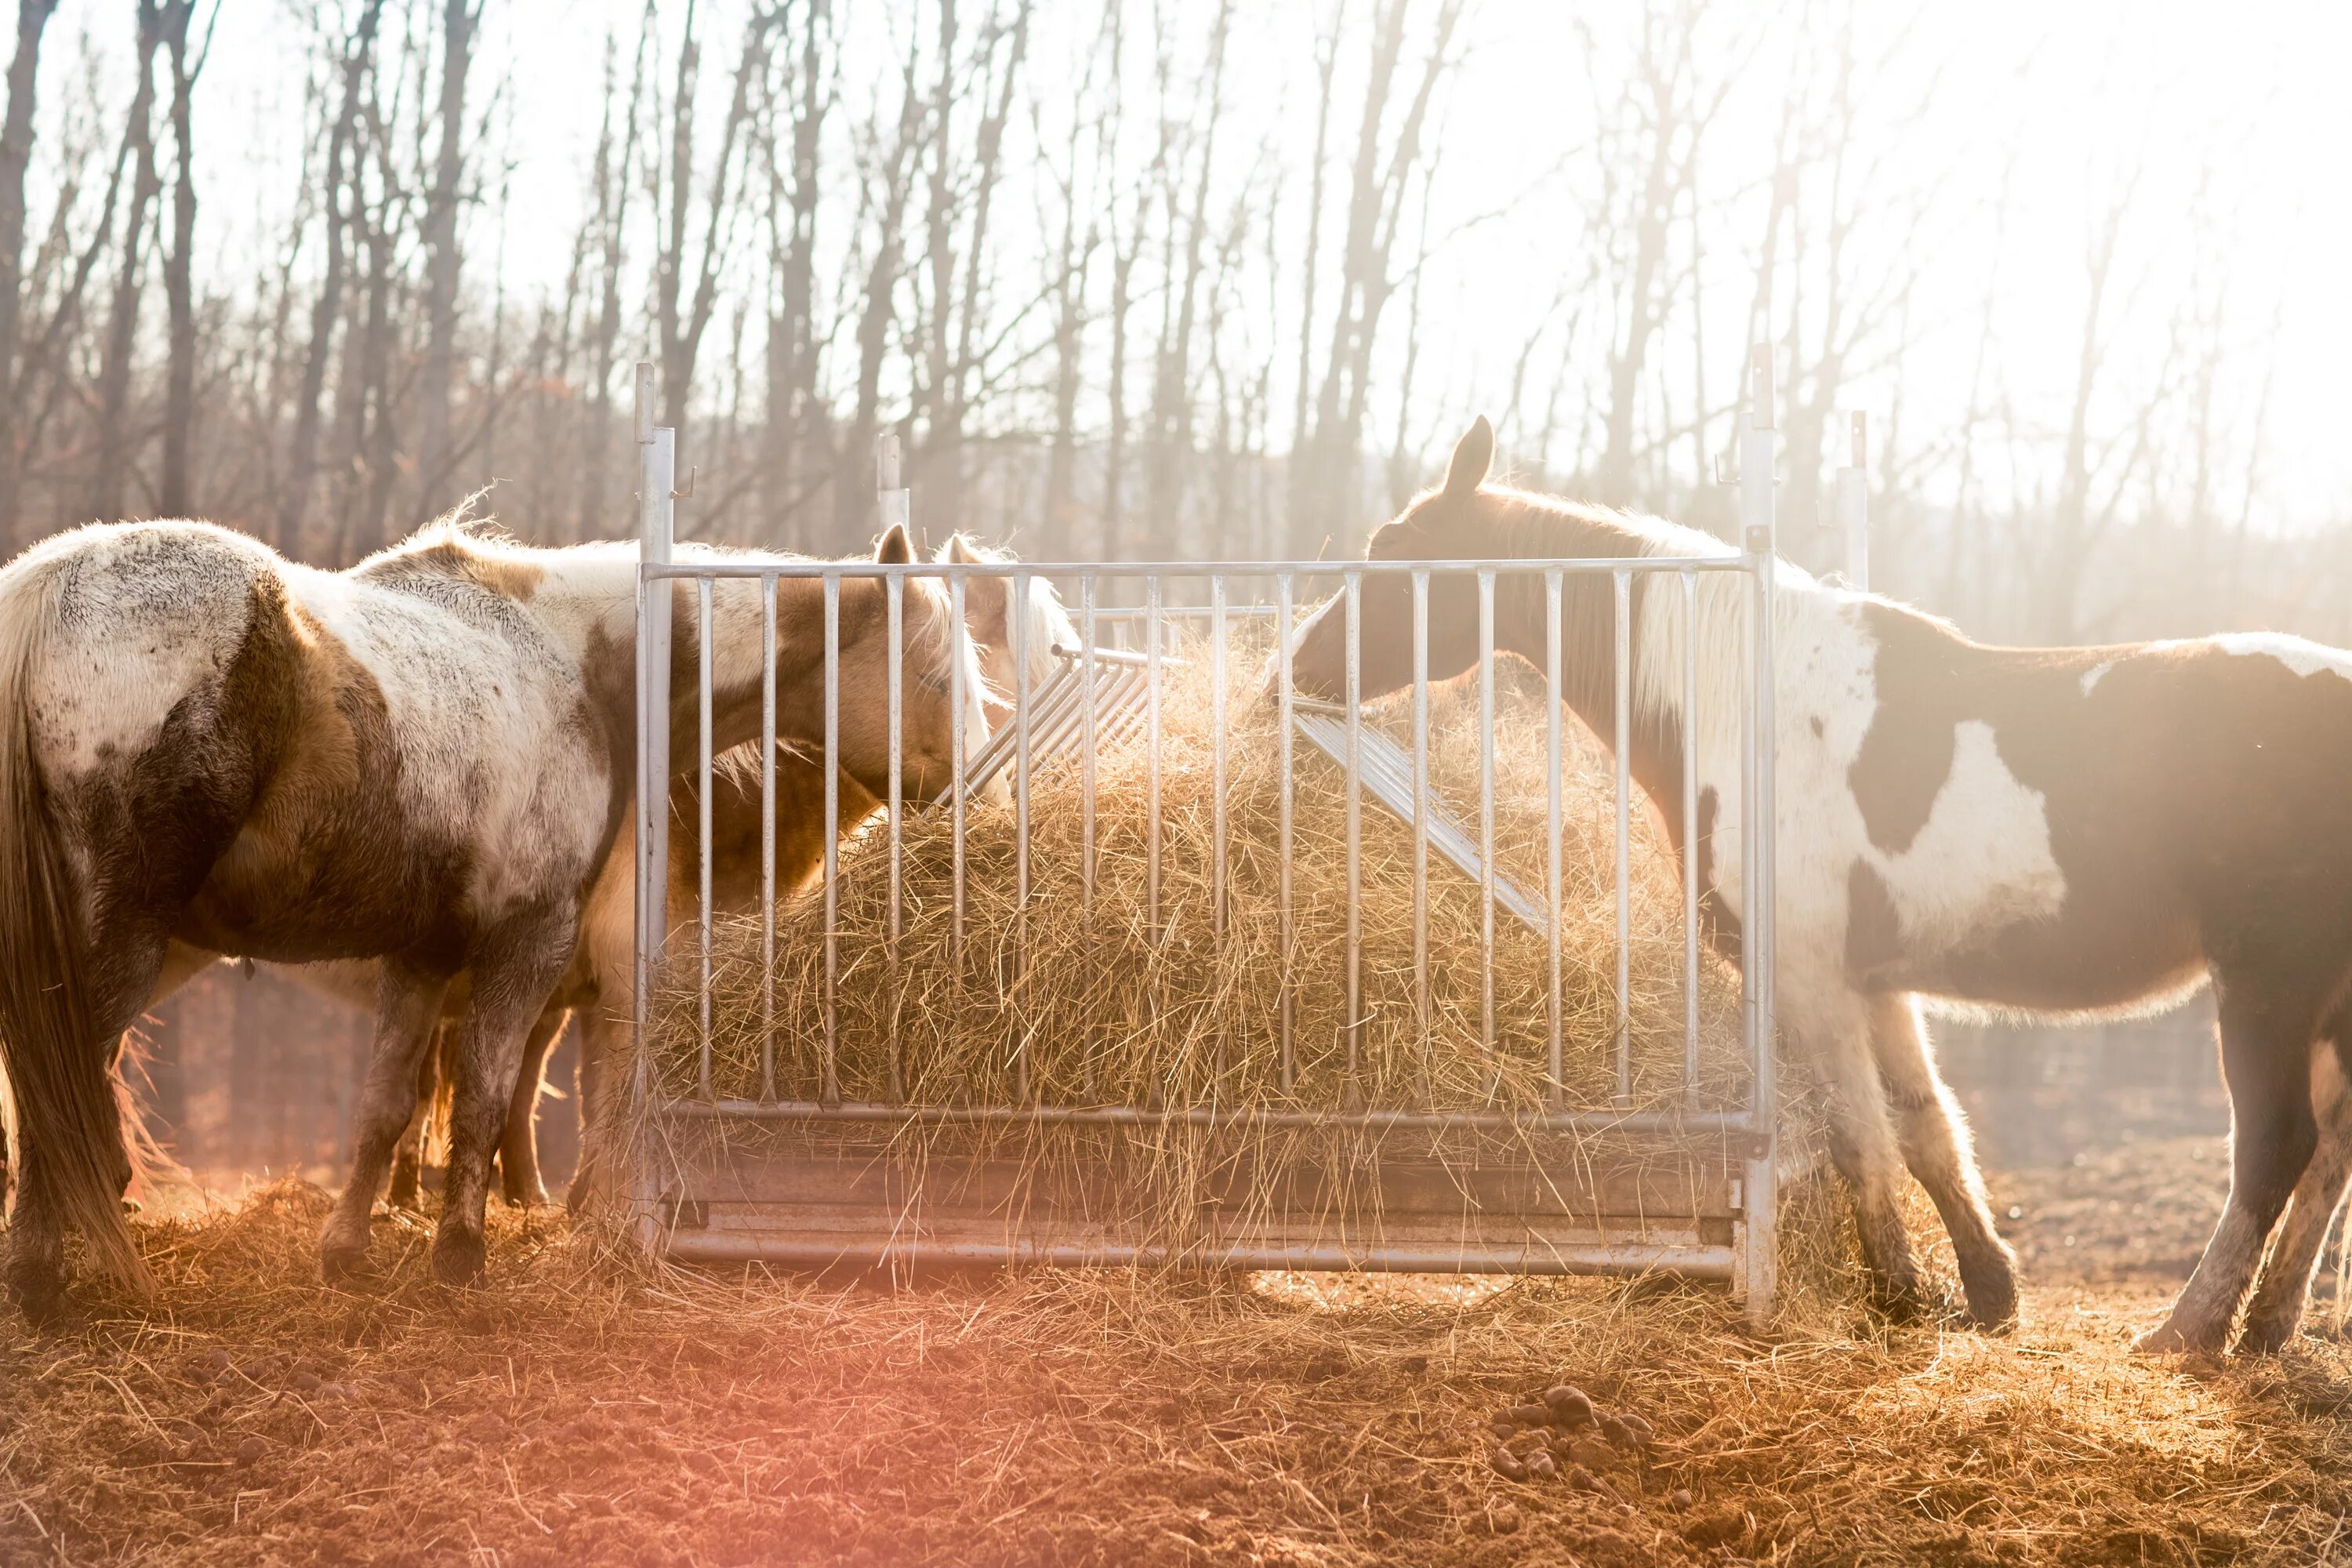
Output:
[[320, 956, 452, 1279], [2234, 1040, 2352, 1353], [2136, 983, 2321, 1353], [1791, 982, 1936, 1320], [432, 909, 578, 1284], [1869, 992, 2018, 1329]]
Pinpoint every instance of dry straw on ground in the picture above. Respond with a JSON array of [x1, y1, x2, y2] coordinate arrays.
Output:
[[6, 1167, 2350, 1567]]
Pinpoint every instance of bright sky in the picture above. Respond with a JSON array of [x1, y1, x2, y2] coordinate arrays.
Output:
[[51, 0, 2352, 528]]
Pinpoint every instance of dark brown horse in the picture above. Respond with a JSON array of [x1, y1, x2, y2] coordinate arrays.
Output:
[[1290, 418, 2352, 1353]]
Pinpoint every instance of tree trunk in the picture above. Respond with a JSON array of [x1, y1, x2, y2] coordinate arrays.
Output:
[[280, 0, 383, 549], [89, 0, 165, 526], [416, 0, 479, 521], [157, 0, 201, 518], [0, 0, 59, 541]]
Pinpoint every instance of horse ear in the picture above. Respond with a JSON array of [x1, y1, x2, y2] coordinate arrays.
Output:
[[945, 534, 982, 564], [1443, 417, 1494, 500], [876, 522, 913, 564]]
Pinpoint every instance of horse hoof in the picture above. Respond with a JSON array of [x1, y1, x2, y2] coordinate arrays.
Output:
[[431, 1229, 487, 1287], [6, 1268, 65, 1328], [2131, 1319, 2217, 1355], [1962, 1284, 2020, 1334], [319, 1243, 372, 1284], [1868, 1279, 1943, 1327], [2232, 1317, 2297, 1356]]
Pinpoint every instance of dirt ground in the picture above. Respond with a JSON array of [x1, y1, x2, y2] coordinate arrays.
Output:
[[2, 1136, 2350, 1567]]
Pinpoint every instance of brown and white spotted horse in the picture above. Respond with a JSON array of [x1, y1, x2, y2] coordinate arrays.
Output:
[[1290, 417, 2352, 1354], [0, 517, 987, 1319], [204, 533, 1066, 1216]]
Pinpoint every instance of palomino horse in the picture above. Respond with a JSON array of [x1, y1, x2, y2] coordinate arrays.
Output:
[[244, 535, 1069, 1214], [0, 517, 986, 1317], [1290, 418, 2352, 1355]]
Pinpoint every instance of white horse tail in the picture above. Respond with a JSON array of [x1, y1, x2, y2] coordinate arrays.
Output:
[[0, 559, 154, 1297]]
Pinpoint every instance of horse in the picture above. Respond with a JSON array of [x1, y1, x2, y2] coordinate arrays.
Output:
[[1288, 416, 2352, 1355], [0, 516, 987, 1318], [222, 534, 1069, 1215]]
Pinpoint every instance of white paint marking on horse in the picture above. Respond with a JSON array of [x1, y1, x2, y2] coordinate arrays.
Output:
[[1871, 720, 2067, 953], [2081, 660, 2114, 695]]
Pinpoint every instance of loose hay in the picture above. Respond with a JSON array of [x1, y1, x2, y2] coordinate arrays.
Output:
[[660, 633, 1744, 1114], [6, 1167, 2350, 1567], [643, 633, 1792, 1263]]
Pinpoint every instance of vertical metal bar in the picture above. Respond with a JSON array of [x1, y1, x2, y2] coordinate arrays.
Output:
[[886, 572, 904, 1102], [1545, 569, 1563, 1108], [1741, 339, 1780, 1323], [1210, 575, 1228, 943], [630, 369, 672, 1116], [1277, 574, 1295, 1094], [1013, 568, 1032, 1103], [1146, 575, 1163, 940], [1613, 568, 1632, 1106], [759, 575, 777, 1104], [1411, 568, 1430, 1096], [1080, 574, 1098, 924], [696, 577, 714, 1099], [1478, 568, 1497, 1072], [949, 571, 967, 960], [629, 367, 672, 1247], [821, 570, 842, 1106], [1344, 571, 1363, 1088], [1682, 570, 1700, 1105]]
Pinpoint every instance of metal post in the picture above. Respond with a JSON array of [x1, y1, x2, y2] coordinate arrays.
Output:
[[1740, 340, 1780, 1325], [1837, 412, 1868, 591], [630, 361, 674, 1246]]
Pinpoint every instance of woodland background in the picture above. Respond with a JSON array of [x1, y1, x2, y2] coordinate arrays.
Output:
[[0, 0, 2299, 1182]]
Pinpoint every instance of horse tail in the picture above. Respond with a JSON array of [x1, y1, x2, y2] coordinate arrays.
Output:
[[0, 562, 155, 1294]]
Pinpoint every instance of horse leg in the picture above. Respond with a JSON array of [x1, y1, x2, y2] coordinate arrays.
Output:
[[384, 1033, 441, 1211], [1795, 985, 1931, 1319], [497, 1007, 567, 1207], [319, 958, 452, 1279], [2235, 1040, 2352, 1353], [2136, 982, 2321, 1353], [1868, 992, 2019, 1329], [566, 1007, 616, 1215], [432, 910, 576, 1285]]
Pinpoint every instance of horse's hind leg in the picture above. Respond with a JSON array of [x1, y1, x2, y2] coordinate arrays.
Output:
[[496, 1007, 568, 1207], [434, 910, 576, 1285], [2236, 1040, 2352, 1352], [1869, 992, 2019, 1329], [2137, 978, 2322, 1353], [320, 957, 452, 1279]]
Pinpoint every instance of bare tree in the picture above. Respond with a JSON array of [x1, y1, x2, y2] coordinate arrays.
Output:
[[0, 0, 58, 535], [415, 0, 483, 520]]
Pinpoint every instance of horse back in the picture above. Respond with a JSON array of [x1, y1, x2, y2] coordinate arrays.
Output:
[[1842, 604, 2352, 1007]]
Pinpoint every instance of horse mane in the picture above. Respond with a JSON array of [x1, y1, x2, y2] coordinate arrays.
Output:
[[934, 533, 1076, 692], [1417, 480, 1833, 748]]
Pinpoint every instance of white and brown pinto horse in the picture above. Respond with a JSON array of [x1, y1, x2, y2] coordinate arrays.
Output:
[[0, 517, 986, 1319], [241, 534, 1067, 1214], [1291, 418, 2352, 1354]]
